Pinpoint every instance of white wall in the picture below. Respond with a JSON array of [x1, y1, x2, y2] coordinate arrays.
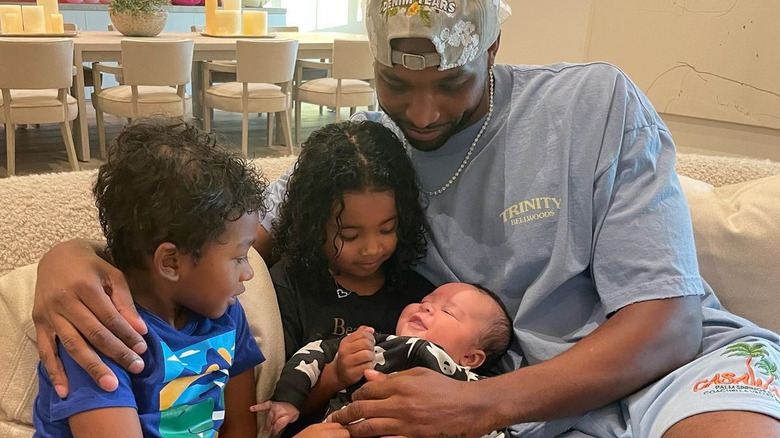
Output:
[[279, 0, 367, 34], [496, 0, 592, 65], [496, 0, 780, 161]]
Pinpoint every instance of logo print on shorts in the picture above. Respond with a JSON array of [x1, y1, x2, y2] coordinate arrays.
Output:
[[693, 342, 779, 403]]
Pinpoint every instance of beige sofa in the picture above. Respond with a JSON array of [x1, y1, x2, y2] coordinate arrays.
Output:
[[1, 153, 779, 437]]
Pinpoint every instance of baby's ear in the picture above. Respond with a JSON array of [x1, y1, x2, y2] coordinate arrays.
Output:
[[459, 348, 486, 369], [154, 243, 181, 280]]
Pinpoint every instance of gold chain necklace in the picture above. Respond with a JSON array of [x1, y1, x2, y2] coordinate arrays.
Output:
[[405, 68, 495, 196]]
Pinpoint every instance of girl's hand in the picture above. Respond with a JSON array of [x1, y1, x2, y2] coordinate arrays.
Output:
[[334, 325, 376, 388], [251, 400, 300, 436]]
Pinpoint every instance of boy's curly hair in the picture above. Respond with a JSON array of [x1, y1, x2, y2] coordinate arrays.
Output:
[[272, 120, 427, 289], [93, 118, 268, 272]]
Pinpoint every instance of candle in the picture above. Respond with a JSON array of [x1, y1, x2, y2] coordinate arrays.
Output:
[[22, 5, 46, 34], [242, 10, 266, 36], [204, 0, 217, 34], [36, 0, 58, 32], [49, 13, 64, 33], [0, 12, 23, 34], [222, 0, 241, 11], [0, 5, 22, 34], [214, 10, 240, 35]]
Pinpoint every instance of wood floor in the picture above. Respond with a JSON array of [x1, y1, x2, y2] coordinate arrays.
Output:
[[0, 102, 348, 177]]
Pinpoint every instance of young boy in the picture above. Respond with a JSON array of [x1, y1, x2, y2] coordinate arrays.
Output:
[[254, 282, 513, 435], [32, 119, 268, 438]]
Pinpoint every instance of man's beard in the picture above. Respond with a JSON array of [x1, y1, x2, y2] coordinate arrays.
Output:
[[379, 102, 481, 152]]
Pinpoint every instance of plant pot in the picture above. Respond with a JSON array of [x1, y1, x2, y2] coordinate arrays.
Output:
[[108, 9, 168, 37]]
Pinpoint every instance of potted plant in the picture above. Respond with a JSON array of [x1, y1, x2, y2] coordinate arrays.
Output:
[[109, 0, 170, 37]]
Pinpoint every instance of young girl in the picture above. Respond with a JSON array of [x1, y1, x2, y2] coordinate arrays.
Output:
[[270, 120, 434, 362]]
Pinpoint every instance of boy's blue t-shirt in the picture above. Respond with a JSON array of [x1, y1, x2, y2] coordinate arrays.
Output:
[[33, 300, 264, 437]]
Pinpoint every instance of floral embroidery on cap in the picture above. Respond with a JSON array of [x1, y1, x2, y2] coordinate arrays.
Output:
[[432, 20, 481, 69], [382, 1, 433, 27]]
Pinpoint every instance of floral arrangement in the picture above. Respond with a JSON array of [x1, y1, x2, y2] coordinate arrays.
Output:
[[109, 0, 170, 16]]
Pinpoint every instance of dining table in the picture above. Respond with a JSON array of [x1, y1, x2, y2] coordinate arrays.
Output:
[[70, 30, 368, 161]]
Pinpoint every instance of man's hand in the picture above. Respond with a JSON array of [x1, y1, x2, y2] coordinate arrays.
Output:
[[334, 325, 376, 388], [251, 400, 300, 436], [328, 368, 495, 438], [294, 423, 350, 438], [32, 239, 148, 397]]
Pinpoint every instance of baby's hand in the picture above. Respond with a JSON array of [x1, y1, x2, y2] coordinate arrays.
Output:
[[250, 400, 300, 435], [335, 325, 376, 388]]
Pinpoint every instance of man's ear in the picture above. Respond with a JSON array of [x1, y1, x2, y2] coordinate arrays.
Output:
[[153, 243, 181, 281], [487, 33, 501, 67], [459, 348, 486, 369]]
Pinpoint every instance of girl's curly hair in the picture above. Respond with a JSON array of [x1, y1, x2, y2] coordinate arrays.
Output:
[[272, 120, 427, 290], [94, 118, 268, 272]]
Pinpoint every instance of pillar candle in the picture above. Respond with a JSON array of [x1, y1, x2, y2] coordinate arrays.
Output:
[[22, 5, 46, 34], [222, 0, 241, 11], [0, 12, 24, 34], [214, 10, 240, 35], [205, 0, 217, 34], [0, 5, 22, 34], [36, 0, 58, 32], [49, 13, 64, 33], [242, 10, 266, 36]]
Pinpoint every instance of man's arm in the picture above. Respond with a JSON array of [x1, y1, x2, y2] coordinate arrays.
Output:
[[33, 239, 147, 397], [329, 295, 702, 437], [254, 164, 294, 265], [254, 224, 275, 265], [69, 406, 143, 438]]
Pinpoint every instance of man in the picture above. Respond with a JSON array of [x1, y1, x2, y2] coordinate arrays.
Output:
[[32, 0, 780, 437]]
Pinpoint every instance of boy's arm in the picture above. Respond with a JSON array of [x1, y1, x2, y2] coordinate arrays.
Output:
[[69, 407, 143, 438], [219, 368, 258, 438]]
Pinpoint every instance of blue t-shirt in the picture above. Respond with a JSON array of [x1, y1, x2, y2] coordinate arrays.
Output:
[[33, 300, 264, 437]]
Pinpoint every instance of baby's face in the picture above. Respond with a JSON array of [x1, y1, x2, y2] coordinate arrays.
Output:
[[396, 283, 495, 366]]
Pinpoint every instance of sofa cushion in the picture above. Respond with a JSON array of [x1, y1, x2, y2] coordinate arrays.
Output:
[[680, 174, 780, 333], [0, 249, 283, 438], [0, 263, 38, 438]]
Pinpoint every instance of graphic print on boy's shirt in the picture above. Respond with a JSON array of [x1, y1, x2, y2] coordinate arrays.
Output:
[[33, 302, 264, 438]]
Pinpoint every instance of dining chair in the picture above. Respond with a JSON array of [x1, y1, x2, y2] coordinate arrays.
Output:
[[294, 39, 375, 143], [195, 26, 300, 87], [202, 39, 298, 156], [191, 25, 236, 86], [91, 39, 194, 158], [0, 38, 79, 176]]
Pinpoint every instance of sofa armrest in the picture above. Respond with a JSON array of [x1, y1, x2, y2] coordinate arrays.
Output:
[[240, 248, 285, 437], [0, 263, 39, 438]]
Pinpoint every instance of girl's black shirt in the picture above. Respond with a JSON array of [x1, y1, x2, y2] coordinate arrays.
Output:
[[269, 260, 435, 360]]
